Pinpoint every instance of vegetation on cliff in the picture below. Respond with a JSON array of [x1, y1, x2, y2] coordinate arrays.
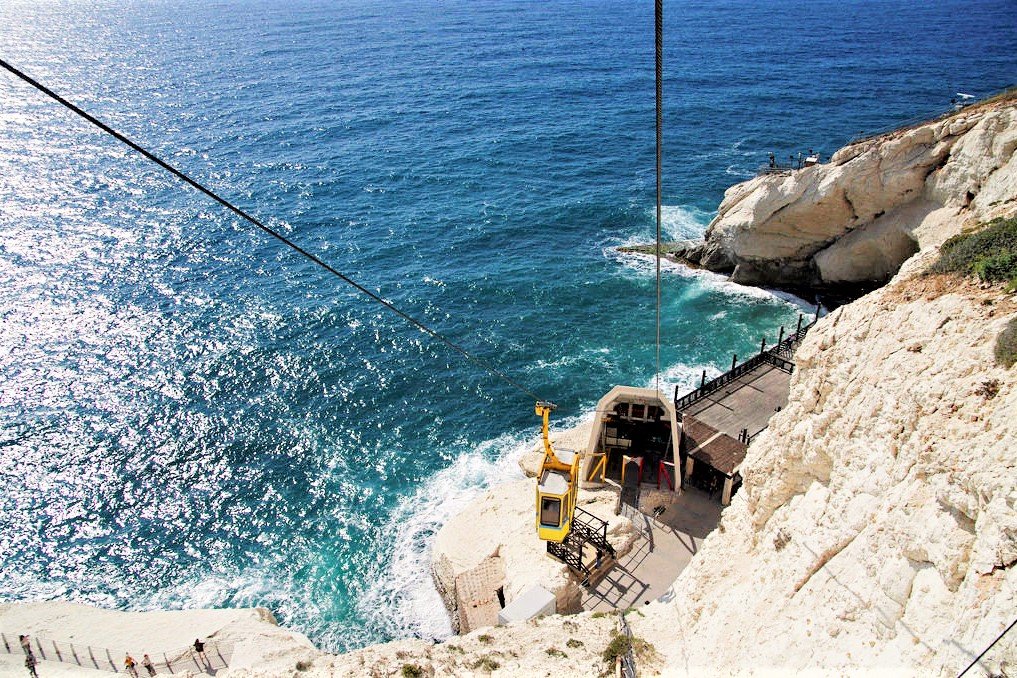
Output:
[[930, 215, 1017, 290]]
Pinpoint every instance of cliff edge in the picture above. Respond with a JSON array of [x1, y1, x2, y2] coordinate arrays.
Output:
[[679, 92, 1017, 292]]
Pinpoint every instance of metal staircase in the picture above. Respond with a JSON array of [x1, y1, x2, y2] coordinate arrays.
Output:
[[546, 507, 616, 585]]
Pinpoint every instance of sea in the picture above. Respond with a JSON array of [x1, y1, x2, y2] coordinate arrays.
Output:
[[1, 0, 1014, 653]]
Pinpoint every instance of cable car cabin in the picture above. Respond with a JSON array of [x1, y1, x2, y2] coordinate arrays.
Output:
[[535, 447, 579, 542], [533, 401, 581, 543]]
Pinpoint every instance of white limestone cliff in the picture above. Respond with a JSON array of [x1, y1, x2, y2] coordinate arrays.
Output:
[[627, 261, 1017, 675], [691, 93, 1017, 288]]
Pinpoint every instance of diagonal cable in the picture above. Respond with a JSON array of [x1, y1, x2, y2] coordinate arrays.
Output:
[[0, 57, 544, 404]]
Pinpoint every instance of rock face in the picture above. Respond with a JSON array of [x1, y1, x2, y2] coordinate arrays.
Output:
[[630, 260, 1017, 675], [685, 94, 1017, 289]]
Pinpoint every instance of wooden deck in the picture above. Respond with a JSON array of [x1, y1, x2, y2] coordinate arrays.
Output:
[[679, 362, 792, 441]]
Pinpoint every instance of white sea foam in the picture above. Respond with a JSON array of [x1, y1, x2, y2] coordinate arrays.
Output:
[[357, 413, 592, 641], [725, 164, 755, 179], [356, 431, 529, 640], [658, 204, 713, 240], [612, 246, 814, 314], [646, 361, 723, 398]]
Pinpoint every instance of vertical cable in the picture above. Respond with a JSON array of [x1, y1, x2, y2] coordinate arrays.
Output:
[[655, 0, 663, 394]]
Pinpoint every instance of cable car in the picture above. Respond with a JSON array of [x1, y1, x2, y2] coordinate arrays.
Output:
[[534, 401, 580, 542]]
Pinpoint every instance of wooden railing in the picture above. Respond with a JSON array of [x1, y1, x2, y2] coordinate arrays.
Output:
[[675, 312, 817, 413]]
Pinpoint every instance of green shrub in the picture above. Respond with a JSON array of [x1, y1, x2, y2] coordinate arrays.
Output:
[[295, 660, 312, 671], [478, 634, 493, 644], [545, 647, 567, 658], [602, 633, 631, 663], [566, 638, 584, 649], [974, 252, 1017, 283], [930, 216, 1017, 288], [400, 665, 424, 678], [996, 318, 1017, 368]]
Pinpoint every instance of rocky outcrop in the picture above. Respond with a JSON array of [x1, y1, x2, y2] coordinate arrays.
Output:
[[682, 94, 1017, 290]]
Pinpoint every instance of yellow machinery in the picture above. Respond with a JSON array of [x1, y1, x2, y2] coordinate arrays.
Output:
[[534, 401, 580, 542]]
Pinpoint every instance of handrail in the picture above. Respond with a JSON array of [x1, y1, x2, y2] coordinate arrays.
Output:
[[675, 316, 817, 413], [0, 631, 232, 674], [618, 612, 638, 678]]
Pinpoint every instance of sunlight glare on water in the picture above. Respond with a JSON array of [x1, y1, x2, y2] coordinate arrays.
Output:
[[0, 0, 1014, 652]]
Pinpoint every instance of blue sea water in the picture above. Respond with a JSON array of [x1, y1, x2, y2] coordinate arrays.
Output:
[[0, 0, 1014, 652]]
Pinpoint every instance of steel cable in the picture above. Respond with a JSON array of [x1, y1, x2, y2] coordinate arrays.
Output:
[[0, 58, 545, 404]]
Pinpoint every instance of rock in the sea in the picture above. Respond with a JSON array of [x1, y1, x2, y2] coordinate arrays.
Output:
[[690, 96, 1017, 289]]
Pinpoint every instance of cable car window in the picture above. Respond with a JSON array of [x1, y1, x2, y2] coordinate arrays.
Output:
[[540, 497, 561, 527]]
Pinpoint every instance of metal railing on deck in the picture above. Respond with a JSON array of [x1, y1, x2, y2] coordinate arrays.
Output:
[[675, 312, 817, 413], [0, 631, 232, 674]]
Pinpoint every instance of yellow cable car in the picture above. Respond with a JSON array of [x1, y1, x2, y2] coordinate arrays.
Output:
[[534, 401, 580, 543]]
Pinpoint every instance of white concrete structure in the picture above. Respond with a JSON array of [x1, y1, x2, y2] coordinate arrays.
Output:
[[579, 385, 682, 489], [497, 586, 557, 625]]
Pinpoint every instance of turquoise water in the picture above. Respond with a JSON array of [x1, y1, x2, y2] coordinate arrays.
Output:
[[0, 0, 1014, 652]]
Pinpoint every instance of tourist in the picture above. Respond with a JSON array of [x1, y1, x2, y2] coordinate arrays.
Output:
[[142, 653, 157, 676], [193, 638, 209, 664], [125, 653, 139, 677], [19, 634, 32, 658]]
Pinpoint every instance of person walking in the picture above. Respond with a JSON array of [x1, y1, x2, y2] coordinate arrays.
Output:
[[19, 634, 33, 658], [24, 654, 39, 678], [193, 638, 209, 665], [142, 653, 157, 676], [125, 653, 139, 677]]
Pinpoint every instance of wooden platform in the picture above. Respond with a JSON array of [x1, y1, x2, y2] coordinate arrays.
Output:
[[679, 363, 792, 440]]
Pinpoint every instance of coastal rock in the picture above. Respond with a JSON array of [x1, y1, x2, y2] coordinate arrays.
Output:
[[431, 478, 635, 634], [242, 611, 638, 677], [0, 601, 318, 677], [688, 95, 1017, 289], [629, 265, 1017, 675]]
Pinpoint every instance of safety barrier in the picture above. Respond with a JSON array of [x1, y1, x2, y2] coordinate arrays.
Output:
[[0, 631, 232, 674], [675, 313, 817, 414]]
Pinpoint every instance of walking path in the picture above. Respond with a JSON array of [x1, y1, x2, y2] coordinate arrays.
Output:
[[681, 363, 793, 440], [581, 487, 722, 611], [0, 632, 232, 676]]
